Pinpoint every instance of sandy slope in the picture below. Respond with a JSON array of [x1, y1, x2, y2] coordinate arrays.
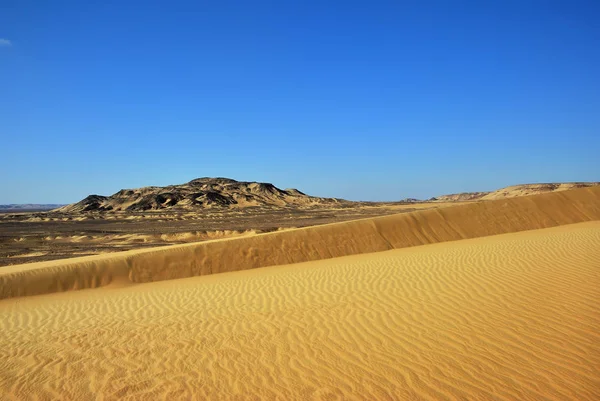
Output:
[[480, 182, 600, 200], [432, 181, 600, 202], [1, 222, 599, 400], [2, 186, 599, 299]]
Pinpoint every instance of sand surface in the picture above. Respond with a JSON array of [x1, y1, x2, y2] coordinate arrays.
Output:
[[1, 201, 426, 267], [1, 221, 599, 400], [2, 186, 599, 299]]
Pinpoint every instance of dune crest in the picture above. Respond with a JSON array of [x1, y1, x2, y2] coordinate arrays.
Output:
[[1, 186, 599, 299]]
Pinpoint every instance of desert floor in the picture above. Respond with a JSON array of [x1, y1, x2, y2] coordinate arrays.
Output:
[[0, 203, 441, 266], [1, 221, 598, 400]]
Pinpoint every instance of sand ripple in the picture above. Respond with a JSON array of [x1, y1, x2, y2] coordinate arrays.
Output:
[[1, 222, 599, 400]]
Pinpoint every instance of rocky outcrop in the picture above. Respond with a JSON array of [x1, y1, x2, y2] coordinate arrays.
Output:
[[57, 178, 345, 213]]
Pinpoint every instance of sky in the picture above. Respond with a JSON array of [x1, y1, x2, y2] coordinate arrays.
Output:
[[1, 1, 599, 203]]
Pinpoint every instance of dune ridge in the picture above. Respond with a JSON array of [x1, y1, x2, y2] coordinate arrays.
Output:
[[431, 181, 600, 201], [1, 222, 599, 400], [1, 186, 599, 299]]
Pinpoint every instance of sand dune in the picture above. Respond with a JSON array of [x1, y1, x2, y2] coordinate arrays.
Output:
[[480, 181, 600, 200], [432, 181, 599, 201], [32, 229, 259, 245], [2, 186, 600, 299], [1, 222, 598, 400]]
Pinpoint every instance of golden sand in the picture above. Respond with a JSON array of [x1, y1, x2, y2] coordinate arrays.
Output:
[[1, 187, 599, 400], [0, 222, 599, 400], [2, 186, 599, 299]]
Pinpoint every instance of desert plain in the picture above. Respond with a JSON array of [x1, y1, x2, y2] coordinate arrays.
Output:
[[0, 180, 599, 400]]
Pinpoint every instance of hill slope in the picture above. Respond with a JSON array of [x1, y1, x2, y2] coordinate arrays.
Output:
[[57, 177, 345, 212]]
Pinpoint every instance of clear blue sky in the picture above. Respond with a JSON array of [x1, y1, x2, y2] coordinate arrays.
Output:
[[1, 1, 599, 203]]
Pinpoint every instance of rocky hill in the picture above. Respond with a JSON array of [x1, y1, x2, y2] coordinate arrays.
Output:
[[431, 182, 600, 202], [57, 178, 346, 213]]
